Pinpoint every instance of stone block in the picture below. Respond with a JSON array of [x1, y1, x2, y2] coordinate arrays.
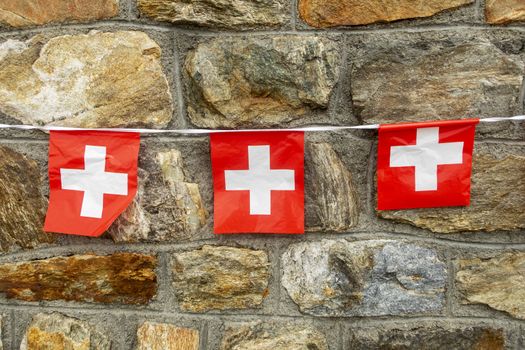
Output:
[[136, 322, 199, 350], [0, 253, 157, 304], [281, 239, 446, 316], [486, 0, 525, 24], [173, 245, 269, 312]]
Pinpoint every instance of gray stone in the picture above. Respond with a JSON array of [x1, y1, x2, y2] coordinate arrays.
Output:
[[173, 245, 269, 312], [351, 41, 524, 124], [109, 149, 207, 242], [456, 252, 525, 319], [0, 31, 173, 128], [347, 322, 505, 349], [378, 144, 525, 233], [0, 146, 53, 252], [281, 239, 446, 316], [20, 313, 110, 350], [221, 323, 328, 350], [138, 0, 289, 29], [306, 142, 359, 232], [184, 36, 341, 128]]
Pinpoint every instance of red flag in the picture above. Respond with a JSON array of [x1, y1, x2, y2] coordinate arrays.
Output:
[[210, 131, 304, 234], [44, 130, 140, 236], [377, 119, 478, 210]]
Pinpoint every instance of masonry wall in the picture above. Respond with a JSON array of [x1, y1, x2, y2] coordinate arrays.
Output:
[[0, 0, 523, 349]]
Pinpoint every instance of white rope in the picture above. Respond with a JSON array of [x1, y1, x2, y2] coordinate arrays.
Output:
[[0, 115, 522, 134]]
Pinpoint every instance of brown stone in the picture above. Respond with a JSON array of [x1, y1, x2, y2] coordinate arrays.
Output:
[[0, 31, 173, 128], [0, 253, 157, 304], [184, 36, 340, 128], [0, 146, 53, 252], [347, 323, 505, 349], [20, 313, 110, 350], [138, 0, 288, 29], [352, 42, 524, 124], [306, 142, 359, 232], [137, 322, 199, 350], [486, 0, 525, 24], [173, 245, 269, 312], [456, 253, 525, 319], [109, 149, 208, 242], [0, 0, 118, 28], [299, 0, 473, 28], [221, 323, 328, 350], [378, 144, 525, 233], [108, 169, 152, 242]]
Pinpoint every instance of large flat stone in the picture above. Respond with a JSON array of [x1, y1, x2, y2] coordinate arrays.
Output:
[[138, 0, 288, 29], [299, 0, 472, 28], [184, 36, 340, 128], [347, 322, 505, 349], [0, 0, 118, 27], [221, 323, 328, 350], [378, 144, 525, 233], [0, 146, 53, 252], [173, 245, 269, 312], [306, 142, 359, 232], [109, 149, 207, 242], [281, 239, 446, 316], [20, 313, 110, 350], [486, 0, 525, 24], [351, 41, 524, 124], [0, 253, 157, 304], [456, 253, 525, 319], [0, 31, 173, 128], [137, 322, 199, 350]]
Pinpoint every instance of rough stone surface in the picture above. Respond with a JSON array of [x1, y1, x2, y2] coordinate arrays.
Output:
[[352, 41, 524, 124], [0, 253, 157, 304], [378, 144, 525, 233], [20, 313, 110, 350], [184, 36, 340, 128], [173, 245, 269, 312], [0, 31, 173, 128], [137, 322, 199, 350], [306, 142, 359, 232], [109, 169, 152, 242], [299, 0, 472, 28], [0, 316, 2, 350], [486, 0, 525, 24], [0, 146, 53, 252], [221, 323, 328, 350], [347, 323, 505, 349], [138, 0, 288, 29], [282, 239, 446, 316], [0, 0, 118, 28], [109, 149, 208, 242], [456, 253, 525, 319]]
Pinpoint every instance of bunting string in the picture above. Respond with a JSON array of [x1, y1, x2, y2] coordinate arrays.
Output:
[[0, 115, 523, 134]]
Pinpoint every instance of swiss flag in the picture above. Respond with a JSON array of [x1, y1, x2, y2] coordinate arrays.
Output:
[[210, 131, 304, 234], [377, 119, 478, 210], [44, 131, 140, 236]]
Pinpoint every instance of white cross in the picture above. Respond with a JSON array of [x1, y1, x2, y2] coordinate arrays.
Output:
[[224, 145, 295, 215], [390, 127, 464, 191], [60, 145, 128, 218]]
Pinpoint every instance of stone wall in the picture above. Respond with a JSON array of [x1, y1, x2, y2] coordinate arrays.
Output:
[[0, 0, 523, 349]]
